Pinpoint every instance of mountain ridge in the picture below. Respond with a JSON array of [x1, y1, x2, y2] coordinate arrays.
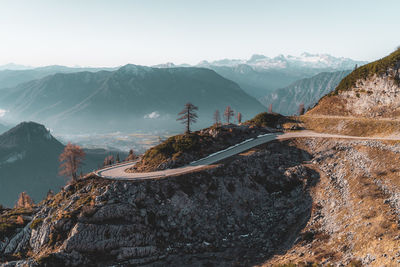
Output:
[[308, 48, 400, 118], [0, 65, 265, 133]]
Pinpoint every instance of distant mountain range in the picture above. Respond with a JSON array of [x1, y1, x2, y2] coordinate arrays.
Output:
[[154, 53, 367, 98], [259, 70, 352, 115], [0, 63, 33, 71], [0, 65, 265, 133], [0, 121, 126, 207], [0, 65, 118, 89], [197, 52, 366, 71]]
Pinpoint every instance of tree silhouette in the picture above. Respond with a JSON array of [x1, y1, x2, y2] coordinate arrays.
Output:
[[237, 112, 242, 124], [268, 104, 273, 113], [177, 102, 198, 134], [213, 109, 221, 126], [59, 143, 85, 181], [103, 155, 114, 166], [15, 192, 34, 208], [224, 106, 234, 124], [298, 103, 305, 116], [126, 149, 137, 161]]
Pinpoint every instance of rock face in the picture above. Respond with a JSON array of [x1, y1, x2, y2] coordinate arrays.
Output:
[[0, 140, 316, 266], [309, 49, 400, 118]]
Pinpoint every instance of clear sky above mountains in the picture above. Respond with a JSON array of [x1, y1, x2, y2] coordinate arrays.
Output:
[[1, 0, 399, 67]]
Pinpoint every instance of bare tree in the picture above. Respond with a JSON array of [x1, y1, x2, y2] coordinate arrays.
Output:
[[59, 143, 85, 181], [298, 103, 305, 116], [103, 155, 114, 166], [213, 109, 221, 126], [177, 102, 198, 133], [224, 106, 234, 124], [15, 192, 34, 208], [237, 112, 242, 124], [268, 104, 273, 113], [126, 149, 137, 161]]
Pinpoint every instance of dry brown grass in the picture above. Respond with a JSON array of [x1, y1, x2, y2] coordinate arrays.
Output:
[[264, 139, 400, 266], [300, 115, 400, 137]]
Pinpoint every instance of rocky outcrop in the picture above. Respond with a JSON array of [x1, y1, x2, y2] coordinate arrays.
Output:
[[309, 49, 400, 118], [0, 140, 316, 266]]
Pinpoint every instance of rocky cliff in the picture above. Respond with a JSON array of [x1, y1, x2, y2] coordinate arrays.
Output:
[[308, 48, 400, 118]]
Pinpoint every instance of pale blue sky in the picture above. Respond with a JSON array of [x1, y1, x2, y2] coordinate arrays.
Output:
[[0, 0, 399, 67]]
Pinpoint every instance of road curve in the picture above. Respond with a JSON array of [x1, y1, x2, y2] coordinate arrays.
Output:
[[95, 130, 400, 181]]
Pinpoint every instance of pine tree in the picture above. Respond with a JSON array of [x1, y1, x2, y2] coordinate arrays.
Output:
[[298, 103, 305, 116], [213, 109, 221, 126], [268, 104, 273, 113], [116, 153, 120, 163], [59, 143, 85, 181], [237, 112, 242, 124], [126, 149, 137, 161], [15, 192, 34, 208], [177, 102, 198, 134], [224, 106, 234, 124]]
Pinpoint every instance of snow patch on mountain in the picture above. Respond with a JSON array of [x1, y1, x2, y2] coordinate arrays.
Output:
[[2, 151, 26, 165], [197, 52, 367, 70]]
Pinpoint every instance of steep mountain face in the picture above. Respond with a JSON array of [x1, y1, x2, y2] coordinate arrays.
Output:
[[0, 123, 8, 134], [202, 64, 310, 98], [0, 66, 117, 90], [260, 70, 351, 115], [0, 122, 125, 207], [0, 65, 265, 133], [309, 49, 400, 117], [0, 122, 65, 207]]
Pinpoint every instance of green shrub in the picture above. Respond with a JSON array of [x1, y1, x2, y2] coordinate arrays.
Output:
[[142, 133, 201, 163], [245, 112, 285, 128]]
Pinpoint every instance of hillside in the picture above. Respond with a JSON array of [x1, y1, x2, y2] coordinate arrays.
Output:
[[0, 122, 126, 207], [260, 70, 351, 115], [201, 64, 310, 98], [0, 123, 9, 134], [0, 65, 265, 133], [1, 135, 399, 265], [308, 48, 400, 118]]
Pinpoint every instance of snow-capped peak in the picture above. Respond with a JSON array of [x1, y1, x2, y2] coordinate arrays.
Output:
[[198, 52, 367, 70]]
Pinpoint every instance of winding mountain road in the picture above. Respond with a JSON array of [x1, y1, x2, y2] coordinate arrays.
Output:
[[95, 130, 400, 181]]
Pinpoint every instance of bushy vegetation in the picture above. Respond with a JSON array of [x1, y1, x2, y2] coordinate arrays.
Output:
[[141, 133, 202, 165], [245, 112, 285, 128], [333, 48, 400, 94]]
